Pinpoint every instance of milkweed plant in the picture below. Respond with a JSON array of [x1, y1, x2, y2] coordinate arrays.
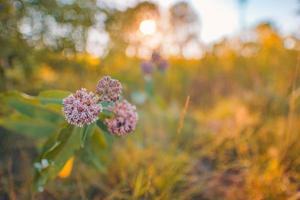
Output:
[[132, 51, 168, 104], [0, 76, 138, 192], [141, 51, 169, 76]]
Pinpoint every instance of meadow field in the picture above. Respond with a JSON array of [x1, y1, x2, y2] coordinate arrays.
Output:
[[0, 0, 300, 199]]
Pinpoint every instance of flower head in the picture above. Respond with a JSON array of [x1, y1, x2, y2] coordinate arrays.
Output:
[[140, 61, 154, 75], [63, 88, 101, 127], [96, 76, 122, 102], [151, 51, 161, 63], [104, 100, 138, 136], [157, 59, 168, 71]]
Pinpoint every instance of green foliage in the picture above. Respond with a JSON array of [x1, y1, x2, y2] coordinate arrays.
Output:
[[79, 126, 109, 172], [0, 0, 106, 92], [2, 91, 63, 122], [0, 89, 115, 192], [0, 91, 65, 138], [0, 113, 57, 138], [38, 90, 71, 105], [33, 124, 82, 192]]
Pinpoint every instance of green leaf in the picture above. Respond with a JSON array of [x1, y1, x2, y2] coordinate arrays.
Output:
[[99, 101, 114, 108], [33, 124, 84, 192], [99, 109, 115, 120], [96, 120, 109, 134], [92, 127, 108, 148], [80, 124, 96, 148], [79, 126, 108, 172], [0, 114, 58, 138], [38, 90, 71, 105], [1, 91, 63, 123], [96, 120, 114, 146]]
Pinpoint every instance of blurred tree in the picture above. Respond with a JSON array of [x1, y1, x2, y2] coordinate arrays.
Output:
[[169, 1, 202, 56], [0, 0, 104, 91], [255, 22, 283, 49], [104, 1, 203, 58], [104, 1, 159, 56]]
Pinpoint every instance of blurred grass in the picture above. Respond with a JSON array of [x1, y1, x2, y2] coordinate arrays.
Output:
[[0, 25, 300, 200]]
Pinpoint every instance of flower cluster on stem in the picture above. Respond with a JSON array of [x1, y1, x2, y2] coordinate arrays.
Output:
[[62, 76, 138, 135], [63, 88, 101, 127], [104, 100, 138, 136]]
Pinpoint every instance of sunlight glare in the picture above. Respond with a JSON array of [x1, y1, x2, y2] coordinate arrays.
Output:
[[139, 19, 156, 35]]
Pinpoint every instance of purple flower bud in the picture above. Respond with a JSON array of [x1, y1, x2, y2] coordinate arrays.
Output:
[[104, 100, 138, 136], [140, 61, 154, 75], [157, 59, 169, 71], [63, 88, 101, 127], [96, 76, 122, 102], [151, 51, 161, 63]]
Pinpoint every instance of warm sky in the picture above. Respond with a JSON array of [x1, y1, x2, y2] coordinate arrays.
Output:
[[157, 0, 300, 43], [88, 0, 300, 56]]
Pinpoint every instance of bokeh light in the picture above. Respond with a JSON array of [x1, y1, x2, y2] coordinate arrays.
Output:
[[139, 19, 157, 35]]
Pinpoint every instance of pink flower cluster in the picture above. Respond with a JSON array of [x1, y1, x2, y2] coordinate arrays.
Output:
[[62, 76, 138, 135], [62, 88, 101, 127], [96, 76, 122, 102], [104, 100, 138, 136]]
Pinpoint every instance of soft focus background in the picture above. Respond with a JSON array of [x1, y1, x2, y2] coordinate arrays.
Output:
[[0, 0, 300, 199]]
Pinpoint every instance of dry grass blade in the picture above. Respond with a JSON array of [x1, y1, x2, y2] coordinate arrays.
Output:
[[177, 95, 190, 135]]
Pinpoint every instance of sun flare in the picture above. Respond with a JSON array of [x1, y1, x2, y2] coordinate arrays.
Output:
[[139, 19, 156, 35]]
